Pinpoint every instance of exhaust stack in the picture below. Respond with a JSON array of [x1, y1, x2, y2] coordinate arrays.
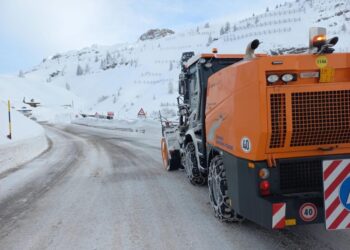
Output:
[[245, 39, 260, 60]]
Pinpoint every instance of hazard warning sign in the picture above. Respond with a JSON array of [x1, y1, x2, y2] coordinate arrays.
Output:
[[137, 108, 146, 118], [323, 159, 350, 230]]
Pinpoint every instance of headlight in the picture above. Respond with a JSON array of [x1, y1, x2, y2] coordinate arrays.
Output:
[[281, 74, 295, 83], [267, 74, 279, 84]]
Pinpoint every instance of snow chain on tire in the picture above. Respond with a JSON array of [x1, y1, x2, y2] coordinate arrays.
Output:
[[184, 142, 206, 185], [208, 155, 244, 222]]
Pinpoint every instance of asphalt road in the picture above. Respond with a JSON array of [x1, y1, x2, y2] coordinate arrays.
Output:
[[0, 124, 350, 250]]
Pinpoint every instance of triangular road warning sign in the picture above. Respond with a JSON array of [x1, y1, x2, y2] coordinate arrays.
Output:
[[138, 108, 146, 117]]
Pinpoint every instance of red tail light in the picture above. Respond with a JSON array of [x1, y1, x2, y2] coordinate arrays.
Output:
[[260, 180, 271, 196]]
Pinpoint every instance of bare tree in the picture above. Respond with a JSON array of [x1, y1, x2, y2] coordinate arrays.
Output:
[[220, 27, 225, 35], [65, 82, 71, 91], [342, 24, 347, 32], [85, 64, 90, 74], [76, 64, 83, 76], [18, 70, 25, 78], [207, 34, 213, 46], [106, 51, 113, 65], [224, 22, 231, 33], [168, 81, 174, 94], [100, 60, 105, 70]]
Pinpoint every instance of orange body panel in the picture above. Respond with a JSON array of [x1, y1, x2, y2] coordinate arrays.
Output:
[[205, 53, 350, 162]]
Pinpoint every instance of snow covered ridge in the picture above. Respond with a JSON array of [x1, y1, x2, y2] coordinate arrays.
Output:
[[139, 29, 175, 41], [12, 0, 350, 120], [0, 103, 48, 175]]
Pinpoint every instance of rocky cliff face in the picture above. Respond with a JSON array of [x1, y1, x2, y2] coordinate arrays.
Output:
[[139, 29, 175, 41]]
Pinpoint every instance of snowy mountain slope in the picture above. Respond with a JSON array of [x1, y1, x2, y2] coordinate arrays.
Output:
[[3, 0, 350, 120], [0, 74, 83, 107], [218, 0, 350, 54]]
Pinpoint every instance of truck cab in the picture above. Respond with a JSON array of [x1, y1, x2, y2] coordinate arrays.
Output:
[[177, 52, 244, 183]]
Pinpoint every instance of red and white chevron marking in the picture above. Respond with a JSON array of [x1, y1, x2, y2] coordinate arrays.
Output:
[[272, 203, 286, 229], [323, 160, 350, 230]]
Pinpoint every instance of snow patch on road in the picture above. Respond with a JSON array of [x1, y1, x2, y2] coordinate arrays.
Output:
[[0, 102, 48, 174]]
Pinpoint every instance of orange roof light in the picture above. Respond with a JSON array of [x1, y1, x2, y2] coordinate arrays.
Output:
[[212, 48, 218, 54], [312, 34, 327, 50], [309, 27, 327, 52], [313, 34, 326, 44]]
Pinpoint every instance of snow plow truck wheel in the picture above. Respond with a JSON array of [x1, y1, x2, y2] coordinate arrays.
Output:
[[161, 138, 179, 171], [184, 142, 206, 185], [208, 155, 244, 222]]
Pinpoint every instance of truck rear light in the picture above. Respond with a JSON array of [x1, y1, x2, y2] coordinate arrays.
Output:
[[259, 168, 270, 179], [267, 74, 279, 84], [267, 73, 297, 85], [260, 180, 271, 196], [281, 73, 296, 83]]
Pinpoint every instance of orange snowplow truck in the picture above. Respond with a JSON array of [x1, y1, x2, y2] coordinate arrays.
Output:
[[161, 27, 350, 230]]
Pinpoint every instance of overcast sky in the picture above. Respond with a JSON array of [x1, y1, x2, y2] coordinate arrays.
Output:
[[0, 0, 281, 74]]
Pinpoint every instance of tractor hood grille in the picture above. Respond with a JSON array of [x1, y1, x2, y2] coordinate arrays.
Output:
[[268, 88, 350, 150], [290, 90, 350, 147]]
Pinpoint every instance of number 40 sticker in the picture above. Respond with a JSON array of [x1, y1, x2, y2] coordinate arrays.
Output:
[[241, 137, 251, 153], [299, 203, 317, 222]]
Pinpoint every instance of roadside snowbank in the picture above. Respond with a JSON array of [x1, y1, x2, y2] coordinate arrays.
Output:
[[0, 102, 48, 174]]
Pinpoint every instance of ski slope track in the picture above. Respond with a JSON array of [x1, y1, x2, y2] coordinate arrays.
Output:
[[0, 125, 350, 250]]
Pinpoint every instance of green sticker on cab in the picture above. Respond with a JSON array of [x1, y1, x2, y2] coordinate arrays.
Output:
[[316, 56, 328, 68]]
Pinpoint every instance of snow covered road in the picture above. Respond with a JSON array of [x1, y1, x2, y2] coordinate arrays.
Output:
[[1, 124, 350, 250]]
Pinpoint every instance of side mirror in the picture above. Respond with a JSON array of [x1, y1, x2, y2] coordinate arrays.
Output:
[[179, 73, 187, 95], [179, 80, 184, 95], [179, 80, 185, 95]]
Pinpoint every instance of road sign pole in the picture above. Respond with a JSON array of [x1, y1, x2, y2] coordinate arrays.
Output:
[[7, 100, 12, 140]]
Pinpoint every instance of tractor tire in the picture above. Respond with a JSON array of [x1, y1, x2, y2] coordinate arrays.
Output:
[[184, 142, 206, 185], [208, 155, 244, 222], [161, 138, 179, 171]]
